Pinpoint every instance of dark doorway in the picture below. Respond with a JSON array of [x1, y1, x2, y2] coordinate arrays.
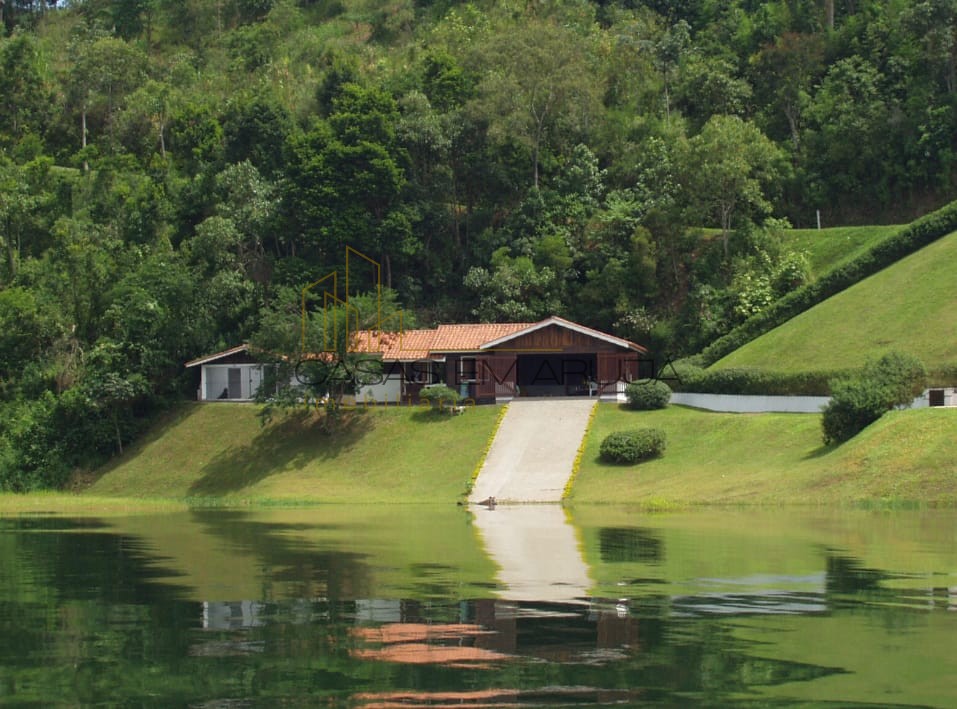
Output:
[[516, 354, 596, 396], [227, 368, 243, 399]]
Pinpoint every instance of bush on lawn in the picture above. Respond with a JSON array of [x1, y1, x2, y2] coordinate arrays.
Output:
[[417, 384, 463, 411], [625, 380, 672, 410], [821, 351, 927, 444], [600, 428, 667, 464]]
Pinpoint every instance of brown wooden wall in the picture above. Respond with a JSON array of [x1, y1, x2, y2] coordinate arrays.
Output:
[[475, 355, 518, 399], [597, 353, 643, 392], [487, 325, 627, 354]]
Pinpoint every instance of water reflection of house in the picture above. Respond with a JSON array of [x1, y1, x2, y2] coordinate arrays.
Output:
[[201, 599, 266, 630], [351, 599, 642, 666]]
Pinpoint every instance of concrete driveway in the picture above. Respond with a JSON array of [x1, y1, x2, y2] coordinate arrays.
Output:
[[468, 398, 597, 504]]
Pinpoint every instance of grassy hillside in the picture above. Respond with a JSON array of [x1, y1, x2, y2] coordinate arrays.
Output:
[[81, 403, 502, 504], [569, 404, 957, 506], [710, 229, 957, 374], [781, 225, 900, 277], [19, 400, 954, 509]]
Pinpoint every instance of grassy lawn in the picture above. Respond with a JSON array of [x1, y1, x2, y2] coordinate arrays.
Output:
[[712, 229, 957, 374], [79, 402, 503, 504], [0, 493, 189, 516], [6, 400, 953, 511], [569, 403, 957, 506], [781, 225, 900, 278]]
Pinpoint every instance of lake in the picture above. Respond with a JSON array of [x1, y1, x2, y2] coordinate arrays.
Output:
[[1, 505, 955, 707]]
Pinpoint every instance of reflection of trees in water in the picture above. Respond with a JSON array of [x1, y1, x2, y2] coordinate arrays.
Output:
[[1, 516, 189, 604], [190, 509, 373, 602], [599, 527, 664, 564], [825, 552, 885, 595]]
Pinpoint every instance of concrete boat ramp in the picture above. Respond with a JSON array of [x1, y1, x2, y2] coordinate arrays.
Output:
[[468, 398, 596, 504]]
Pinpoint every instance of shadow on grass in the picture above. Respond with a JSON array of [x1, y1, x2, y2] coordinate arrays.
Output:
[[803, 442, 837, 459], [76, 404, 200, 489], [408, 407, 458, 423], [188, 408, 373, 496]]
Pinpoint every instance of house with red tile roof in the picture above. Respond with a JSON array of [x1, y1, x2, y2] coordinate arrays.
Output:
[[186, 316, 648, 403]]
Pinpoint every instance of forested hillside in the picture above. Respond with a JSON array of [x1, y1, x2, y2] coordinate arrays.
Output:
[[1, 0, 955, 488]]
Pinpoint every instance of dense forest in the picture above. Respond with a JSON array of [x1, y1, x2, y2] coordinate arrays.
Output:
[[1, 0, 955, 488]]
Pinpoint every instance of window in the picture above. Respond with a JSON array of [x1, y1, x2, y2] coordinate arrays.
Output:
[[458, 357, 478, 383], [407, 361, 434, 384]]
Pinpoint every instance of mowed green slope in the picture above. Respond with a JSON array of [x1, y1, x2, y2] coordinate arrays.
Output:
[[712, 229, 957, 373], [781, 225, 900, 277], [84, 403, 501, 503], [569, 405, 957, 506]]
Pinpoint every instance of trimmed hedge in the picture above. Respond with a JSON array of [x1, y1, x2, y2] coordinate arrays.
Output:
[[625, 380, 672, 409], [700, 199, 957, 365], [668, 361, 844, 396], [600, 428, 667, 464]]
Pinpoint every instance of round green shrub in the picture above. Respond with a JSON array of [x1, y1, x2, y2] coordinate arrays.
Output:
[[417, 384, 462, 409], [821, 351, 927, 444], [599, 428, 667, 464], [624, 380, 672, 410]]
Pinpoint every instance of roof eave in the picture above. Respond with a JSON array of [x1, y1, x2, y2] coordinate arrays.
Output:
[[478, 316, 648, 353], [185, 344, 251, 368]]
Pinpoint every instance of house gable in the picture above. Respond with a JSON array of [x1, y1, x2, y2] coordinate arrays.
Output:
[[479, 316, 646, 354], [185, 344, 260, 368]]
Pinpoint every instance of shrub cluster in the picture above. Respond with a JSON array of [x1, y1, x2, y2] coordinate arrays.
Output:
[[599, 428, 667, 464], [625, 380, 672, 409], [700, 200, 957, 365], [821, 351, 927, 444]]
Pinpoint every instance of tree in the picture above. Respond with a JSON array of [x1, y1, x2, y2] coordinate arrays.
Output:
[[0, 287, 58, 390], [652, 19, 691, 121], [43, 217, 118, 343], [471, 20, 601, 189], [803, 57, 894, 205], [0, 159, 54, 278], [283, 85, 412, 281], [750, 32, 825, 151], [77, 339, 149, 454], [463, 247, 562, 322], [902, 0, 957, 93], [680, 115, 785, 258], [252, 289, 400, 420], [213, 160, 279, 271], [117, 79, 175, 159], [0, 33, 52, 149], [674, 56, 752, 132], [66, 34, 148, 165]]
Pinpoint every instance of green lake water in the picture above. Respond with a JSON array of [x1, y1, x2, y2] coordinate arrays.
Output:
[[1, 505, 955, 707]]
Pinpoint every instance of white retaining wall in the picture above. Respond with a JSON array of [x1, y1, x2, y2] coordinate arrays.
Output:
[[671, 388, 956, 413], [671, 392, 830, 413]]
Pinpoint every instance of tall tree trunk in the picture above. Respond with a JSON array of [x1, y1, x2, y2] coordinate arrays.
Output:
[[113, 411, 123, 455], [81, 107, 89, 172], [825, 0, 834, 30]]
